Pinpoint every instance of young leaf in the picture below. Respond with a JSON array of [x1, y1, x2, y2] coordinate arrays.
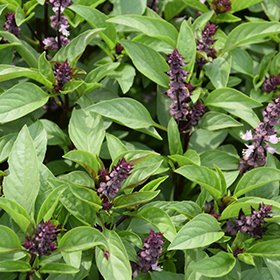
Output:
[[68, 5, 117, 49], [0, 82, 49, 124], [167, 118, 183, 155], [108, 15, 178, 47], [96, 229, 131, 280], [140, 175, 168, 192], [113, 190, 160, 209], [168, 214, 224, 250], [58, 226, 108, 252], [258, 50, 277, 80], [231, 48, 254, 76], [232, 0, 264, 12], [246, 239, 280, 257], [0, 225, 22, 253], [120, 40, 170, 88], [39, 263, 79, 274], [111, 0, 146, 15], [0, 261, 31, 272], [234, 167, 280, 197], [0, 133, 18, 163], [175, 165, 222, 200], [167, 201, 202, 220], [106, 133, 128, 161], [149, 271, 184, 280], [188, 252, 236, 277], [69, 108, 105, 156], [3, 125, 40, 217], [224, 22, 280, 51]]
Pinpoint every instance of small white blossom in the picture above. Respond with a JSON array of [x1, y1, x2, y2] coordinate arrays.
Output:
[[59, 24, 70, 37], [241, 130, 253, 141], [268, 134, 279, 144], [267, 147, 276, 154], [242, 144, 254, 158]]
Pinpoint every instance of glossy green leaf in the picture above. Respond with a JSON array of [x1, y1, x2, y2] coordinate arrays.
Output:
[[0, 65, 53, 88], [184, 0, 209, 12], [263, 257, 280, 279], [232, 0, 264, 12], [36, 184, 67, 224], [234, 167, 280, 197], [241, 268, 273, 279], [270, 52, 280, 76], [168, 214, 224, 250], [118, 231, 142, 249], [0, 225, 21, 253], [0, 31, 37, 67], [53, 29, 103, 66], [140, 175, 168, 192], [214, 165, 227, 197], [189, 252, 236, 277], [38, 51, 55, 83], [58, 226, 108, 252], [224, 22, 280, 51], [85, 62, 120, 83], [120, 40, 170, 88], [0, 261, 31, 272], [204, 55, 232, 89], [69, 108, 105, 156], [3, 126, 40, 217], [106, 133, 128, 161], [0, 82, 49, 124], [205, 88, 261, 110], [167, 201, 202, 220], [139, 207, 177, 241], [175, 165, 222, 200], [192, 10, 214, 34], [0, 198, 30, 233], [150, 271, 184, 280], [96, 229, 131, 280], [200, 150, 239, 170], [177, 20, 196, 77], [67, 181, 102, 211], [111, 0, 146, 15], [113, 191, 160, 209], [108, 15, 178, 47], [164, 0, 187, 21], [258, 51, 277, 80], [0, 133, 17, 163], [86, 98, 155, 129], [199, 111, 242, 131], [63, 150, 99, 178], [168, 118, 183, 155], [39, 263, 79, 274], [246, 239, 280, 256], [231, 48, 254, 76], [60, 170, 95, 188], [68, 5, 117, 49]]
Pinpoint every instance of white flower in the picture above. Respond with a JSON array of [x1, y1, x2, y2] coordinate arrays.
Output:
[[59, 24, 70, 37], [267, 147, 276, 154], [242, 144, 254, 158], [241, 130, 253, 141], [268, 134, 279, 144]]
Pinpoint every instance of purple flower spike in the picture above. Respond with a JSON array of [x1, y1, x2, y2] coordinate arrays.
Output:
[[3, 13, 20, 42], [260, 75, 280, 94], [22, 220, 60, 256], [49, 0, 72, 8], [137, 229, 166, 275], [53, 59, 73, 91], [212, 0, 232, 14]]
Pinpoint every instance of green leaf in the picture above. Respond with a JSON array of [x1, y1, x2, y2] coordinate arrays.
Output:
[[3, 126, 40, 217], [0, 82, 49, 124], [150, 271, 184, 280], [140, 176, 168, 192], [184, 0, 209, 12], [106, 133, 128, 161], [60, 170, 95, 188], [0, 261, 31, 272], [0, 226, 21, 253], [213, 13, 241, 23], [53, 29, 103, 66], [189, 252, 236, 277], [108, 15, 178, 47], [214, 165, 227, 197], [118, 231, 142, 249], [175, 165, 222, 200], [39, 263, 79, 274], [168, 118, 183, 155], [192, 10, 214, 34], [36, 184, 67, 224], [205, 88, 262, 110], [234, 167, 280, 197], [68, 5, 117, 49], [107, 63, 136, 94], [0, 4, 8, 15], [258, 51, 277, 80], [224, 22, 280, 51], [199, 111, 242, 131], [246, 239, 280, 256], [168, 214, 224, 250], [139, 207, 177, 241], [264, 257, 280, 279], [85, 62, 120, 83], [0, 198, 30, 233], [0, 65, 53, 88], [63, 150, 99, 178], [232, 0, 264, 12], [96, 229, 131, 280], [58, 226, 108, 252], [0, 133, 17, 163], [69, 108, 105, 156], [167, 201, 202, 220], [177, 20, 196, 77], [164, 0, 188, 21], [231, 48, 254, 76], [0, 31, 37, 67], [262, 0, 280, 21], [204, 55, 232, 89], [86, 98, 156, 129], [111, 0, 146, 15], [120, 40, 170, 88], [270, 52, 280, 76], [200, 150, 239, 170], [113, 191, 160, 209]]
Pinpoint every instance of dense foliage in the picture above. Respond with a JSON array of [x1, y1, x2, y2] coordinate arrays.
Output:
[[1, 0, 280, 279]]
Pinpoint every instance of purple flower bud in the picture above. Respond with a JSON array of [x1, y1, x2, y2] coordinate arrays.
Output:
[[137, 229, 166, 275], [260, 75, 280, 94], [53, 59, 73, 91], [49, 0, 72, 8], [22, 220, 60, 256], [3, 13, 20, 42], [212, 0, 232, 14], [50, 14, 68, 29], [43, 35, 70, 50], [188, 100, 206, 126]]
